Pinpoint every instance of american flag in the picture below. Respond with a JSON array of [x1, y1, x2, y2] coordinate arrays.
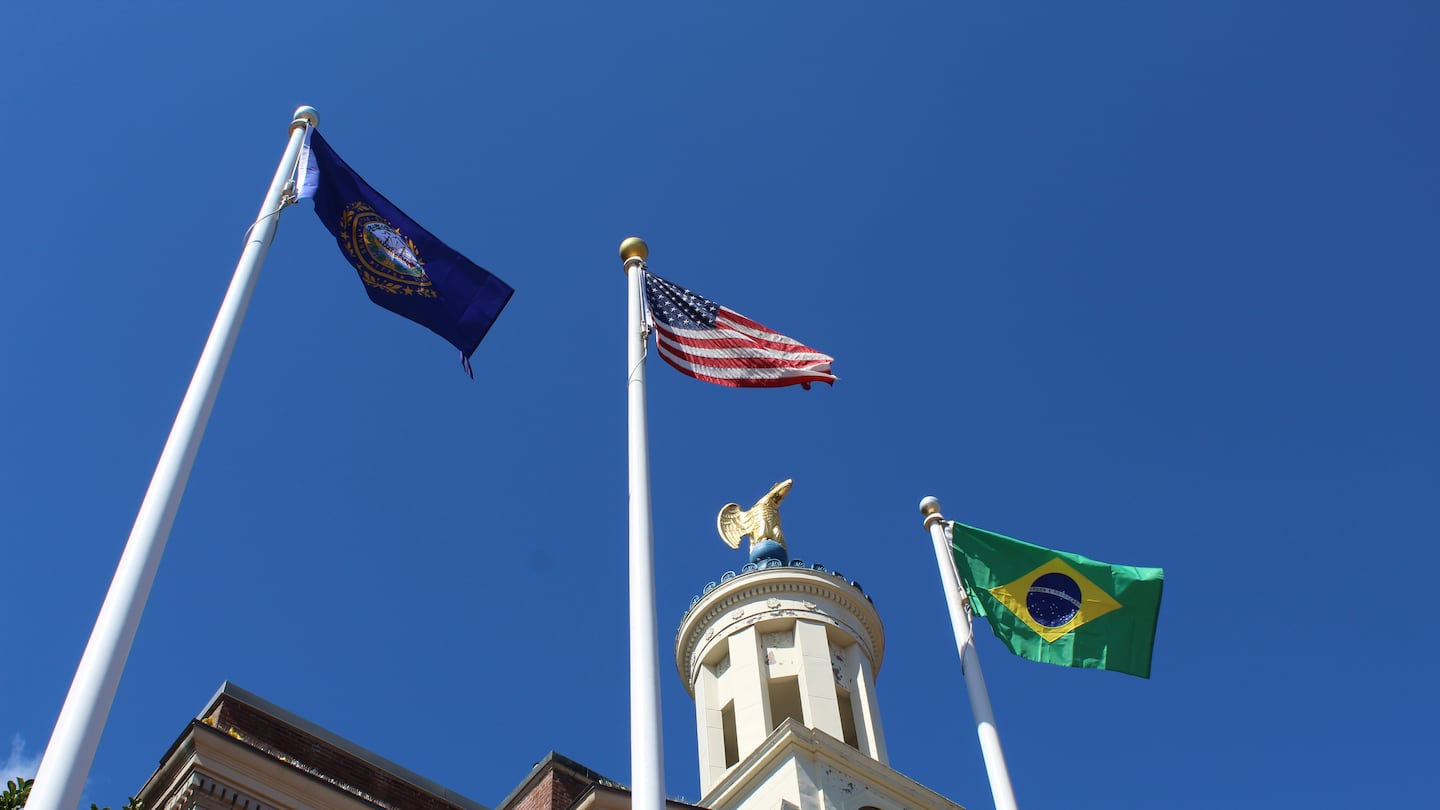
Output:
[[642, 270, 836, 389]]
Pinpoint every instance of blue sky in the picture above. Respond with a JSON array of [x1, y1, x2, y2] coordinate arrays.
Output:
[[3, 2, 1436, 808]]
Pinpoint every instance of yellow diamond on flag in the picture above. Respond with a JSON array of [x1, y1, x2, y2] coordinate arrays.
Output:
[[989, 557, 1123, 642]]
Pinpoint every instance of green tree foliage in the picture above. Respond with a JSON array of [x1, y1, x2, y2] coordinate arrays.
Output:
[[0, 777, 142, 810], [0, 778, 30, 810]]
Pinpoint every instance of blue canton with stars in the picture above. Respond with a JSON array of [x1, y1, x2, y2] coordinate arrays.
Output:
[[645, 273, 720, 328]]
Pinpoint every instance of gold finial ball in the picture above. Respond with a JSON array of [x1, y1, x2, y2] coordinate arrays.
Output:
[[619, 237, 649, 262], [919, 496, 943, 517]]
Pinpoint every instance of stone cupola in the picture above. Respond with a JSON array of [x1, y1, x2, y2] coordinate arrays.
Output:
[[675, 557, 888, 795]]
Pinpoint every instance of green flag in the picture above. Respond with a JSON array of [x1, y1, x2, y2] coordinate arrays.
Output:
[[949, 521, 1164, 678]]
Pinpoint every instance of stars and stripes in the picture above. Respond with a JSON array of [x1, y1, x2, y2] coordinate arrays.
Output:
[[642, 270, 836, 389]]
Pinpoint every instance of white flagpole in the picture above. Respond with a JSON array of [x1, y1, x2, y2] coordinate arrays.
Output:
[[25, 105, 319, 810], [920, 496, 1019, 810], [621, 237, 666, 810]]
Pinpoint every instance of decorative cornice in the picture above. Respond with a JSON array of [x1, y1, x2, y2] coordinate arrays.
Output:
[[675, 566, 885, 693], [163, 771, 276, 810], [680, 560, 873, 621], [701, 720, 966, 810]]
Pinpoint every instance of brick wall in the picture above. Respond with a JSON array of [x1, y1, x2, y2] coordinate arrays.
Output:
[[499, 755, 618, 810]]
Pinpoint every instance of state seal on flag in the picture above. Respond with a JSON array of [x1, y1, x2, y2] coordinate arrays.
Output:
[[339, 202, 437, 297]]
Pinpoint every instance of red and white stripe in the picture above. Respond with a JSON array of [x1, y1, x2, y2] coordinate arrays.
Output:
[[650, 307, 837, 389]]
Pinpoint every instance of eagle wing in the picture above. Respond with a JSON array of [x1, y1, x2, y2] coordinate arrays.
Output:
[[717, 503, 748, 549]]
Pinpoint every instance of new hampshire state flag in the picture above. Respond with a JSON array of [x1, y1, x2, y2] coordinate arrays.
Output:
[[949, 522, 1164, 678], [297, 129, 513, 374]]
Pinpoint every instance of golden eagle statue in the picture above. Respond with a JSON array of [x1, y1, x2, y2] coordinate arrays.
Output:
[[717, 479, 793, 558]]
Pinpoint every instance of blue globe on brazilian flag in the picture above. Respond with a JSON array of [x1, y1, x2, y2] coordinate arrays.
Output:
[[949, 522, 1164, 678]]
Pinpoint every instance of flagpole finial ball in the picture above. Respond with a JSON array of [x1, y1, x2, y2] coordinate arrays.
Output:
[[919, 496, 943, 517], [292, 106, 320, 128], [619, 237, 649, 263]]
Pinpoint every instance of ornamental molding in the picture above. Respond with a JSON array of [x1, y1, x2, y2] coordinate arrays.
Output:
[[700, 720, 966, 810], [164, 771, 275, 810], [675, 567, 884, 692]]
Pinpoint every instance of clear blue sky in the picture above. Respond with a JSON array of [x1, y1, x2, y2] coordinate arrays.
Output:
[[3, 3, 1436, 808]]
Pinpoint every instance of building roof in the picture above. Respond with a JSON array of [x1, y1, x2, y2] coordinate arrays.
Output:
[[492, 751, 706, 810], [494, 751, 623, 810], [139, 681, 487, 810]]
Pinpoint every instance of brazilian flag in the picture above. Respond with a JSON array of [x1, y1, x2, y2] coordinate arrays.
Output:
[[950, 522, 1164, 678]]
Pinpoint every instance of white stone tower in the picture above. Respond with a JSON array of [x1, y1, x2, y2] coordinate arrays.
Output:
[[676, 561, 887, 788], [675, 485, 966, 810]]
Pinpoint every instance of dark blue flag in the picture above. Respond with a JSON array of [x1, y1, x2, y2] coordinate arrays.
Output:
[[297, 129, 512, 375]]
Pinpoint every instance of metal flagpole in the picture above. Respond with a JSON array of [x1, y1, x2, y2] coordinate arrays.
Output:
[[621, 236, 666, 810], [920, 496, 1019, 810], [25, 105, 319, 810]]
